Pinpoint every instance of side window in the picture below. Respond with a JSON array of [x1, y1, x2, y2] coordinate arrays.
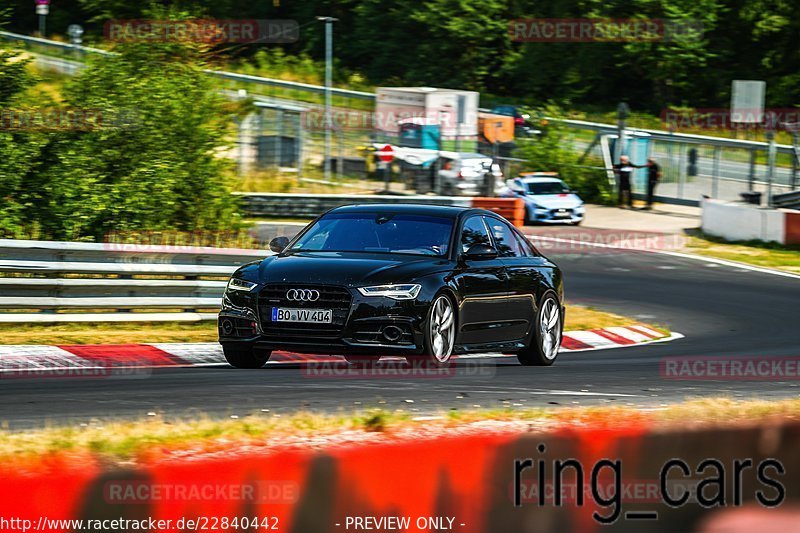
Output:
[[486, 218, 523, 257], [513, 230, 538, 256], [460, 216, 491, 253]]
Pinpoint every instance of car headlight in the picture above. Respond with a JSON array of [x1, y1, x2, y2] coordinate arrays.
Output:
[[227, 278, 258, 292], [357, 284, 421, 300]]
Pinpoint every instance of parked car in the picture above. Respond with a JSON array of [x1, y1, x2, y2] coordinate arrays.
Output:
[[438, 151, 502, 196], [501, 173, 586, 225], [219, 204, 565, 368]]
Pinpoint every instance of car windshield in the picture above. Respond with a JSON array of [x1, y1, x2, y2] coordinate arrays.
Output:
[[288, 213, 454, 256], [525, 181, 569, 195]]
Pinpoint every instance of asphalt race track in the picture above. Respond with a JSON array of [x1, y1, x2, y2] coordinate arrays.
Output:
[[2, 230, 799, 428]]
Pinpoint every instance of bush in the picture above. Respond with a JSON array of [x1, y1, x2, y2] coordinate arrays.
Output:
[[514, 106, 614, 205], [0, 10, 245, 241]]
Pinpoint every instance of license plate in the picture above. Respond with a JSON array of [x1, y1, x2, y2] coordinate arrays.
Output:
[[272, 307, 332, 324]]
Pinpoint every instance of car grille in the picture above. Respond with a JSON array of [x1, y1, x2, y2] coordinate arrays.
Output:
[[258, 284, 352, 339], [550, 208, 573, 218]]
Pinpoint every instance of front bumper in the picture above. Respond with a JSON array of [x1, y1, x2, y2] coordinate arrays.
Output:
[[529, 206, 585, 224], [218, 285, 429, 356]]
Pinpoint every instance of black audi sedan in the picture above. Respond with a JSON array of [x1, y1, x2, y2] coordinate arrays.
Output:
[[219, 204, 564, 368]]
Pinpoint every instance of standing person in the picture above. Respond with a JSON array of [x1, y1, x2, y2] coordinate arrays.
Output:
[[645, 157, 662, 209], [612, 155, 641, 208]]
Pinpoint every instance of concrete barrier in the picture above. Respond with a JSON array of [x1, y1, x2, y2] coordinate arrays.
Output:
[[236, 193, 470, 219], [237, 193, 525, 227], [701, 198, 800, 245]]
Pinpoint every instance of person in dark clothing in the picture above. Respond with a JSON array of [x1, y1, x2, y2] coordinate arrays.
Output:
[[645, 157, 662, 209], [612, 155, 642, 208]]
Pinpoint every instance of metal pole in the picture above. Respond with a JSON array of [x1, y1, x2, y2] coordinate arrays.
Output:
[[317, 17, 338, 181], [325, 19, 332, 181], [297, 112, 304, 179], [712, 146, 721, 198], [39, 15, 46, 37], [766, 130, 776, 206], [748, 149, 756, 191], [678, 143, 686, 199], [791, 131, 799, 190]]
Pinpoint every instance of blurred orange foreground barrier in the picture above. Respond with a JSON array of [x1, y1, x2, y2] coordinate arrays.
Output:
[[472, 197, 525, 227], [1, 423, 800, 532]]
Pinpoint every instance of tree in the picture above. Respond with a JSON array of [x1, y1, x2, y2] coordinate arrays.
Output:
[[25, 10, 243, 240], [0, 47, 45, 237], [514, 105, 613, 203]]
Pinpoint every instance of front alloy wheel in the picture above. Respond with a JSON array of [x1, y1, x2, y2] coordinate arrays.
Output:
[[408, 294, 455, 366], [517, 292, 562, 366]]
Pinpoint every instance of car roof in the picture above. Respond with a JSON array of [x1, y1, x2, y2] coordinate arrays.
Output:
[[326, 204, 517, 222], [519, 171, 559, 178], [328, 203, 472, 219], [518, 176, 564, 184]]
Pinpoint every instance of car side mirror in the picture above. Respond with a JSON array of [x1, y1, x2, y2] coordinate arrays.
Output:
[[463, 243, 498, 260], [269, 236, 290, 253]]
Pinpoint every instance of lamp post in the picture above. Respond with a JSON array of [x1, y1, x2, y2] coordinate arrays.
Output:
[[316, 16, 338, 181], [616, 102, 630, 163]]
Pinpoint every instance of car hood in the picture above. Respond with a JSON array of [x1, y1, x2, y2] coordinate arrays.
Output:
[[524, 193, 583, 209], [236, 252, 452, 287]]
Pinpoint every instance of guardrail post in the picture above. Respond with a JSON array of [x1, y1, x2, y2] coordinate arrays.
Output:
[[678, 143, 686, 199], [748, 149, 757, 191], [712, 146, 721, 198]]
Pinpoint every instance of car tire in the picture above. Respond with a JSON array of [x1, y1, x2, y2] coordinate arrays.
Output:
[[223, 344, 271, 369], [571, 220, 582, 226], [517, 291, 562, 366], [406, 293, 456, 367]]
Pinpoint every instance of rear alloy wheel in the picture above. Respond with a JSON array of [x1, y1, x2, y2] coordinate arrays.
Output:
[[408, 294, 455, 367], [517, 292, 562, 366], [223, 345, 271, 369]]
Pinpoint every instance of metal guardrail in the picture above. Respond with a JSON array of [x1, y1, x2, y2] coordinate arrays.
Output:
[[772, 190, 800, 209], [0, 239, 269, 323], [207, 70, 375, 101], [554, 117, 795, 153], [237, 193, 470, 218], [0, 30, 376, 101], [0, 29, 113, 56]]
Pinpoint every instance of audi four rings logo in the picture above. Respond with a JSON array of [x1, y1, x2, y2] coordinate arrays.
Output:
[[286, 289, 320, 302]]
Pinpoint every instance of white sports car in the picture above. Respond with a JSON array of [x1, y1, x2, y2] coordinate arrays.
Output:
[[501, 173, 585, 225]]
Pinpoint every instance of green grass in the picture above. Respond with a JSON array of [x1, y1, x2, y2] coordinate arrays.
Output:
[[0, 322, 219, 345], [2, 398, 799, 463], [685, 233, 800, 273]]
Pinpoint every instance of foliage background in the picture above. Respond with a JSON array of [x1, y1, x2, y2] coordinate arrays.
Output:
[[0, 9, 242, 240], [4, 0, 799, 111]]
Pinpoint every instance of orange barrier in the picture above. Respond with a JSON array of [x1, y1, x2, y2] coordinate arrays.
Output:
[[784, 210, 800, 245], [1, 423, 799, 532], [472, 197, 525, 227]]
